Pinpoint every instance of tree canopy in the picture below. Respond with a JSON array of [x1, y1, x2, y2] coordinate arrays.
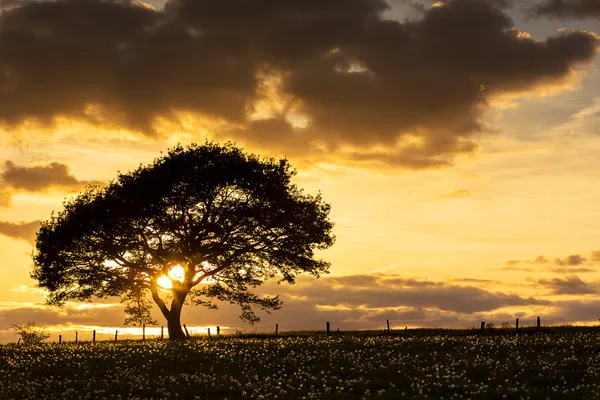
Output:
[[32, 142, 335, 339]]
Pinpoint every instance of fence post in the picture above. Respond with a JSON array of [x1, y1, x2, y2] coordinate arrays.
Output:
[[208, 328, 211, 338], [386, 319, 391, 336], [217, 326, 220, 336], [161, 326, 164, 340], [480, 321, 485, 333], [326, 321, 330, 337], [93, 330, 96, 343], [537, 316, 541, 332], [75, 331, 78, 343], [515, 318, 519, 334], [275, 324, 279, 337], [142, 324, 145, 341], [59, 335, 62, 344], [115, 330, 118, 341], [405, 326, 408, 336], [183, 324, 191, 338]]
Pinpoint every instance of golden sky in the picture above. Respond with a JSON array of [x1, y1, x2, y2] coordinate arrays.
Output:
[[0, 0, 599, 341]]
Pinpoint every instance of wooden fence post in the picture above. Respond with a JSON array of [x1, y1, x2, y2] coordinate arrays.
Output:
[[480, 321, 485, 333], [208, 327, 211, 338], [275, 324, 279, 337], [75, 331, 78, 343], [93, 330, 96, 342], [183, 324, 191, 338], [326, 321, 330, 337], [515, 318, 519, 334], [537, 316, 541, 332], [142, 324, 146, 341], [59, 335, 62, 344], [386, 319, 391, 336], [161, 326, 164, 340], [217, 326, 220, 336], [115, 330, 118, 341]]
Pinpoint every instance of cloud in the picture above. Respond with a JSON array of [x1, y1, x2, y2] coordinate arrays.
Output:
[[0, 273, 550, 340], [549, 267, 597, 274], [502, 253, 598, 273], [531, 0, 600, 19], [0, 302, 125, 329], [0, 220, 40, 243], [554, 254, 586, 266], [256, 274, 548, 314], [500, 266, 534, 272], [1, 161, 98, 192], [0, 160, 102, 207], [527, 255, 550, 264], [536, 275, 597, 295], [590, 250, 600, 261], [435, 189, 472, 200], [0, 0, 596, 167]]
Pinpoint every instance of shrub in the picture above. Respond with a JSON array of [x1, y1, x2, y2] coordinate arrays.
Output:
[[10, 321, 50, 345]]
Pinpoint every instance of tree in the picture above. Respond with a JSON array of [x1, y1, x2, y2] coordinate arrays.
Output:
[[32, 142, 335, 340], [10, 321, 50, 345], [121, 286, 158, 327]]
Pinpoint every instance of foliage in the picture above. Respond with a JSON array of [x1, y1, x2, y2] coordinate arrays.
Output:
[[9, 321, 50, 345], [121, 286, 158, 327], [2, 333, 600, 399], [32, 141, 335, 339]]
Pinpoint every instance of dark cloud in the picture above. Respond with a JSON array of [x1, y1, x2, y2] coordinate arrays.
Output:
[[532, 0, 600, 19], [550, 267, 597, 274], [258, 275, 548, 314], [0, 303, 125, 328], [502, 253, 598, 273], [0, 220, 40, 243], [536, 275, 596, 295], [554, 254, 586, 266], [0, 0, 595, 167], [0, 273, 551, 341], [1, 160, 99, 192]]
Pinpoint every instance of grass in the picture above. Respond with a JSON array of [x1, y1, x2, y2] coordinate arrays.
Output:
[[2, 327, 600, 399]]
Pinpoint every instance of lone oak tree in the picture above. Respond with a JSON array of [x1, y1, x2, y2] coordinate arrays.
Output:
[[32, 142, 335, 340]]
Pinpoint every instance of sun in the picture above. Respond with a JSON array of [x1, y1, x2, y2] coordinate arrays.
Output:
[[156, 265, 186, 289]]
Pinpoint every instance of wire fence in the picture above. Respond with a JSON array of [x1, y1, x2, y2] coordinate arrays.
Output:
[[32, 315, 600, 344]]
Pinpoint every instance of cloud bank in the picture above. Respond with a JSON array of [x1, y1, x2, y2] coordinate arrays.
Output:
[[532, 0, 600, 19], [0, 160, 101, 208], [0, 0, 596, 167], [4, 272, 600, 343], [0, 220, 39, 243]]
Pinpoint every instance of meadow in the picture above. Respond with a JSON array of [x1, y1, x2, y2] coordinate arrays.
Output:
[[2, 329, 600, 399]]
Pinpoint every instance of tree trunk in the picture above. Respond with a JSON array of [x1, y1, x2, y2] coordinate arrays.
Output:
[[165, 289, 188, 340], [150, 282, 189, 341]]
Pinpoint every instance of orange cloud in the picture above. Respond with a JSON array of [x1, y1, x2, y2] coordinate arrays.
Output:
[[0, 220, 40, 243], [0, 160, 102, 207], [0, 0, 596, 168]]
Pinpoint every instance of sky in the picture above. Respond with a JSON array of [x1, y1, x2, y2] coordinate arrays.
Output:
[[0, 0, 599, 342]]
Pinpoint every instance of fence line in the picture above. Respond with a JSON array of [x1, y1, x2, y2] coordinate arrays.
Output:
[[27, 315, 599, 344]]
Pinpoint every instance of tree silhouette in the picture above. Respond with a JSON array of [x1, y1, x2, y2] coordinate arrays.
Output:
[[122, 286, 158, 327], [32, 142, 335, 340]]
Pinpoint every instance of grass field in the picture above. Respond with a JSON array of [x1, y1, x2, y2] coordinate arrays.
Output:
[[2, 329, 600, 399]]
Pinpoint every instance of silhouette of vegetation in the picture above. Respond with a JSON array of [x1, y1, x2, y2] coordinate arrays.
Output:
[[10, 321, 50, 345], [121, 286, 157, 327], [32, 142, 335, 340]]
